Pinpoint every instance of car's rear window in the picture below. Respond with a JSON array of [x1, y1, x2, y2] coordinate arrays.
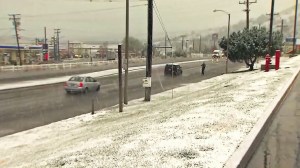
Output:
[[166, 65, 179, 68], [68, 77, 84, 82]]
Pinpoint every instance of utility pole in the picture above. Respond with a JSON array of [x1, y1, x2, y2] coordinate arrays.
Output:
[[42, 27, 48, 62], [192, 39, 195, 51], [124, 0, 129, 104], [44, 27, 47, 44], [52, 36, 56, 60], [280, 19, 284, 36], [213, 37, 216, 50], [181, 35, 184, 50], [226, 14, 231, 74], [266, 13, 279, 18], [268, 0, 275, 54], [145, 0, 153, 102], [9, 14, 22, 65], [68, 40, 70, 58], [118, 44, 123, 112], [293, 0, 299, 54], [276, 19, 287, 37], [268, 13, 286, 38], [267, 12, 279, 53], [186, 40, 189, 52], [54, 29, 61, 61], [239, 0, 257, 29], [90, 48, 92, 63], [199, 35, 202, 53]]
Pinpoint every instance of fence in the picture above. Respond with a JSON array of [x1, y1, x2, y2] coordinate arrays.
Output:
[[0, 60, 118, 72]]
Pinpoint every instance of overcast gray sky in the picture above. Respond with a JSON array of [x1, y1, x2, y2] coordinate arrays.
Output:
[[0, 0, 297, 43]]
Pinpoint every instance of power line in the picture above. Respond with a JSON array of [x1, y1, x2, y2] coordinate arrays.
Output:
[[21, 4, 147, 18], [153, 0, 172, 46], [153, 1, 166, 33], [0, 4, 147, 21]]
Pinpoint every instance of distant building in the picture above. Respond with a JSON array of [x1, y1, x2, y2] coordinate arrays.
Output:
[[0, 45, 42, 65], [68, 41, 84, 58], [68, 41, 120, 59]]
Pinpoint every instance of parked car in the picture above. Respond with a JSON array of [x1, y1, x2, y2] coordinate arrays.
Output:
[[64, 76, 100, 94], [106, 50, 117, 60], [212, 49, 222, 59], [164, 63, 183, 76]]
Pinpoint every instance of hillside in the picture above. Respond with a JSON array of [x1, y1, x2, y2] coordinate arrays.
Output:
[[165, 5, 299, 54]]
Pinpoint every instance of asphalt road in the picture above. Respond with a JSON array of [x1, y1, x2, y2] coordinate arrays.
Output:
[[247, 73, 300, 168], [0, 57, 205, 83], [0, 60, 244, 137]]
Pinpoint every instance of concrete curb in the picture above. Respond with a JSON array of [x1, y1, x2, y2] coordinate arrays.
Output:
[[224, 64, 300, 168]]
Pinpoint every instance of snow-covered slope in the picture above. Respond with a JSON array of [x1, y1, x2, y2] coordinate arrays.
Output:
[[0, 56, 300, 168]]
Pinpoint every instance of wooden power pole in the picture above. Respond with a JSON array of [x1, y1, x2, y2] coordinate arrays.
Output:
[[239, 0, 257, 29]]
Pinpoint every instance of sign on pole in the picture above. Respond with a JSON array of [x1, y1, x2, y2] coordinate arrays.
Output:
[[42, 44, 48, 61], [212, 33, 218, 41], [143, 77, 151, 88]]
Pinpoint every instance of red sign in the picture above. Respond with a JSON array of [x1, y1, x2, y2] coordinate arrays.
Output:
[[44, 53, 49, 61]]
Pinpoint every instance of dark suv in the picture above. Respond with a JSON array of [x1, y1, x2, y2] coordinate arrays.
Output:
[[164, 63, 183, 76]]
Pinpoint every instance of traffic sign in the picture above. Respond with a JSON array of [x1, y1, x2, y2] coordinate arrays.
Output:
[[142, 77, 151, 87]]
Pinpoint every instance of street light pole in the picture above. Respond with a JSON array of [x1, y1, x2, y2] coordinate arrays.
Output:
[[186, 40, 188, 51], [281, 19, 284, 36], [293, 0, 299, 54], [226, 14, 230, 74], [213, 9, 230, 74]]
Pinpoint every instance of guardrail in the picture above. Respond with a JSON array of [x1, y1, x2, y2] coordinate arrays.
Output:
[[0, 60, 118, 72]]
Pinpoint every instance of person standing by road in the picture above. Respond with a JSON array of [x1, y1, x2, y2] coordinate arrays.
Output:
[[201, 62, 206, 75]]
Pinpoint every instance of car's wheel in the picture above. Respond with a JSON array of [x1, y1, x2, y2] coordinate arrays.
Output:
[[83, 88, 88, 94], [96, 85, 100, 91]]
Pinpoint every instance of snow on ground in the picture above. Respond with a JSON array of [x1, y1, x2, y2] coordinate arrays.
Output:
[[0, 56, 299, 168]]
